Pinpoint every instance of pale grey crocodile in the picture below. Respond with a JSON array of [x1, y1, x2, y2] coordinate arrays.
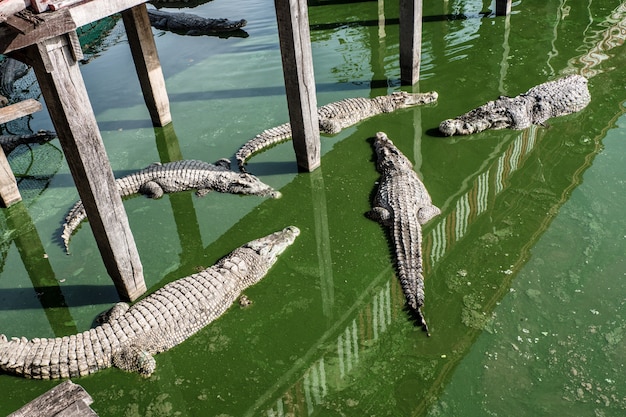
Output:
[[147, 9, 247, 36], [367, 132, 440, 335], [0, 131, 57, 155], [439, 74, 590, 136], [235, 91, 438, 172], [0, 226, 300, 379], [61, 159, 280, 253]]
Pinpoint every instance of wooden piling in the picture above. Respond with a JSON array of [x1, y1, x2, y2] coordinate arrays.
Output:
[[24, 33, 146, 301], [495, 0, 512, 16], [399, 0, 423, 85], [274, 0, 320, 172], [122, 3, 172, 127], [0, 147, 21, 207]]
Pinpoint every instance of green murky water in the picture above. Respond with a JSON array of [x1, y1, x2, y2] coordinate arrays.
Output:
[[1, 0, 625, 415]]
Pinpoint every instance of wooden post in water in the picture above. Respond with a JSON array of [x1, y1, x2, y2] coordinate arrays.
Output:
[[399, 0, 423, 85], [122, 3, 172, 127], [23, 33, 146, 301], [273, 0, 320, 172], [495, 0, 512, 16]]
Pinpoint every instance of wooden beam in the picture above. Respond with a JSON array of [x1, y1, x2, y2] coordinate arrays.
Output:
[[0, 98, 41, 123], [0, 8, 76, 54], [122, 3, 172, 127], [274, 0, 320, 172], [0, 146, 21, 207], [495, 0, 512, 16], [7, 380, 97, 417], [23, 34, 146, 301], [67, 0, 147, 27], [399, 0, 423, 85]]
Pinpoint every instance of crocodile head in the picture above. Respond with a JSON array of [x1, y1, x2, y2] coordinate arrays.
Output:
[[381, 91, 439, 112], [372, 132, 413, 173], [244, 226, 300, 262], [214, 172, 282, 199], [236, 226, 300, 285]]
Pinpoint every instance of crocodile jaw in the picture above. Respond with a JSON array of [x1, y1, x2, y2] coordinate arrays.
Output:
[[244, 226, 300, 262]]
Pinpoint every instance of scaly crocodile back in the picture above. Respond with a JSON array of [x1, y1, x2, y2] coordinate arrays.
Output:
[[60, 159, 279, 253], [235, 91, 438, 171], [367, 132, 440, 334], [1, 226, 300, 379], [439, 74, 590, 136]]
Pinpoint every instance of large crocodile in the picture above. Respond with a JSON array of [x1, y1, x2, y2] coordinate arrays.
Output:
[[147, 9, 247, 36], [0, 226, 300, 379], [366, 132, 440, 335], [61, 159, 280, 253], [438, 74, 591, 136], [0, 131, 57, 155], [235, 91, 438, 172]]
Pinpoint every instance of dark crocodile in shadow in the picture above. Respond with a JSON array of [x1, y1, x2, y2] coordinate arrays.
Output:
[[366, 132, 440, 335], [235, 91, 438, 172], [0, 226, 299, 379], [438, 74, 591, 136], [60, 159, 281, 253], [0, 131, 57, 155], [147, 9, 248, 37]]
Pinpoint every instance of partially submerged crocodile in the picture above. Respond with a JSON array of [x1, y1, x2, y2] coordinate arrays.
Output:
[[147, 9, 247, 36], [0, 226, 300, 379], [235, 91, 438, 172], [367, 132, 440, 335], [0, 131, 57, 155], [61, 159, 280, 253], [439, 74, 591, 136]]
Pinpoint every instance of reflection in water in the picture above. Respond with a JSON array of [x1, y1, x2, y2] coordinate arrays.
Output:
[[427, 127, 539, 268], [259, 122, 543, 415], [153, 123, 205, 264], [443, 0, 484, 61], [3, 203, 78, 335], [563, 2, 626, 78], [309, 168, 335, 320]]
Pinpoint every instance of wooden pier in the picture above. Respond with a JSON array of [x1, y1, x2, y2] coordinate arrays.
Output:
[[0, 0, 511, 301]]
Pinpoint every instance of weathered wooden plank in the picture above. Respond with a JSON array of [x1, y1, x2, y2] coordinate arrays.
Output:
[[495, 0, 512, 16], [8, 380, 97, 417], [0, 8, 76, 54], [0, 146, 21, 206], [24, 34, 146, 301], [273, 0, 320, 172], [399, 0, 422, 85], [67, 0, 147, 27], [122, 3, 172, 126], [0, 98, 42, 123]]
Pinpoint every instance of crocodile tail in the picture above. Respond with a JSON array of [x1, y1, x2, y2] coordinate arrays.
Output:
[[235, 122, 293, 172], [61, 200, 88, 254], [0, 327, 116, 379]]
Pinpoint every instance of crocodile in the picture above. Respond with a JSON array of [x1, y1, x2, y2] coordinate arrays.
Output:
[[366, 132, 440, 335], [60, 159, 280, 253], [147, 9, 247, 36], [0, 131, 57, 155], [0, 57, 30, 99], [438, 74, 591, 136], [0, 226, 300, 379], [235, 91, 438, 172]]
